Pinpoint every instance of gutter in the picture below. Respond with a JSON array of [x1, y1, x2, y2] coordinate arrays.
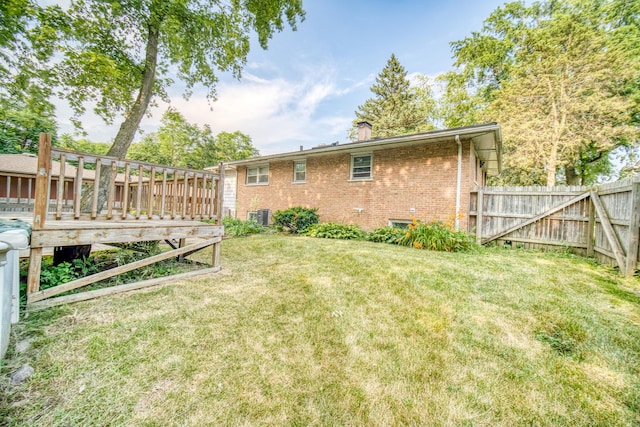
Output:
[[455, 135, 462, 231], [226, 123, 502, 168]]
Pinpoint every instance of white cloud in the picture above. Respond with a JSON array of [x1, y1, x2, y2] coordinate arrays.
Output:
[[146, 69, 356, 154], [55, 66, 363, 155]]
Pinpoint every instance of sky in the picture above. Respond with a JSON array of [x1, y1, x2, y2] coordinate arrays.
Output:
[[55, 0, 508, 155]]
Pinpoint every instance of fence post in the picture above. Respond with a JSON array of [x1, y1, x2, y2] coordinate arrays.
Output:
[[625, 178, 640, 277], [586, 192, 596, 257], [476, 189, 484, 245]]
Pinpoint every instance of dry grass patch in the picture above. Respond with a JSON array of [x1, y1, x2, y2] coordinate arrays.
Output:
[[1, 235, 639, 426]]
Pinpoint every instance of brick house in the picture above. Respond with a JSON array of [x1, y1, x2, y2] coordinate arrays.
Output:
[[224, 122, 502, 231]]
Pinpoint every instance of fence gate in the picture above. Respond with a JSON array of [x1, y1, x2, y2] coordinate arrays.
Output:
[[469, 177, 640, 277]]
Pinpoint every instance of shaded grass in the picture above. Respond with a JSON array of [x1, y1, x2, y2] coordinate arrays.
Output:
[[2, 235, 640, 426]]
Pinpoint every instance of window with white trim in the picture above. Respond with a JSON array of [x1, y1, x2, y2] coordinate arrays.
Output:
[[293, 160, 306, 182], [351, 154, 372, 180], [246, 165, 269, 185]]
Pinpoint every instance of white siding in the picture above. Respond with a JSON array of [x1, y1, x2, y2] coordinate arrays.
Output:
[[223, 169, 237, 217]]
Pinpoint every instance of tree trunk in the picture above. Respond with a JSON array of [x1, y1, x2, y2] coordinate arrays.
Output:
[[81, 20, 161, 214], [107, 22, 161, 159], [53, 245, 91, 266], [546, 146, 558, 187], [565, 165, 582, 186], [57, 20, 162, 266]]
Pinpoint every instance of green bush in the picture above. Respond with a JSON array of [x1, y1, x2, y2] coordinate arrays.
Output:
[[272, 206, 319, 234], [366, 226, 404, 244], [305, 223, 365, 240], [222, 216, 266, 237], [397, 220, 476, 252]]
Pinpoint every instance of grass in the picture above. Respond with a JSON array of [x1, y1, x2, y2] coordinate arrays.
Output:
[[2, 234, 640, 426]]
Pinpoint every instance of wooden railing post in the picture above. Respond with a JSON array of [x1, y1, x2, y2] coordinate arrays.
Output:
[[33, 133, 51, 230], [27, 133, 52, 298], [625, 178, 640, 277], [212, 163, 224, 268]]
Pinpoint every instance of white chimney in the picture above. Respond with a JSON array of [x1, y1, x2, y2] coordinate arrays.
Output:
[[357, 121, 372, 141]]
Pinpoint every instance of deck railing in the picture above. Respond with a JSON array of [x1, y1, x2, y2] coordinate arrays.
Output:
[[33, 134, 223, 227]]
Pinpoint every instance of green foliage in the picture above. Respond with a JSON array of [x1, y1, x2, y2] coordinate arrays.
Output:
[[39, 256, 100, 290], [451, 0, 640, 185], [113, 241, 161, 262], [352, 54, 436, 138], [397, 220, 476, 252], [127, 109, 258, 169], [305, 223, 365, 240], [188, 130, 259, 169], [272, 206, 319, 234], [20, 0, 304, 160], [0, 0, 60, 156], [435, 71, 487, 129], [0, 107, 57, 154], [221, 216, 265, 237], [365, 226, 404, 244], [57, 134, 110, 155]]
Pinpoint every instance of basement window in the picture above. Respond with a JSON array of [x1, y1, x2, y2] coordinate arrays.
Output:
[[246, 165, 269, 185], [351, 154, 372, 180], [389, 219, 411, 229]]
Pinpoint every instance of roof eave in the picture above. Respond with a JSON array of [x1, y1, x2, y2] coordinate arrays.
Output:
[[225, 123, 503, 174]]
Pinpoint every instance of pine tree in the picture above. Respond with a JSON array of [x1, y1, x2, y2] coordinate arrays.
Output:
[[353, 54, 433, 138]]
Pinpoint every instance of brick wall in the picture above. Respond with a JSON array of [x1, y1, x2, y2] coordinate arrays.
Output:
[[236, 139, 477, 230]]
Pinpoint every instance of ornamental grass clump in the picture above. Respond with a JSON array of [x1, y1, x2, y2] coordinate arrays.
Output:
[[305, 222, 365, 240], [397, 219, 475, 252]]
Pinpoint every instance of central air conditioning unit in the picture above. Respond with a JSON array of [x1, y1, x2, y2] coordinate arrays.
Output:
[[256, 209, 271, 226]]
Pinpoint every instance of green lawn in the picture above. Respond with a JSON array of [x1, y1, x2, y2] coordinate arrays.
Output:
[[2, 235, 640, 426]]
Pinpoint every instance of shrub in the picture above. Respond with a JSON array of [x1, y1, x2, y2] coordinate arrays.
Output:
[[305, 223, 365, 240], [366, 226, 404, 244], [222, 216, 265, 237], [272, 206, 319, 234], [397, 219, 476, 252]]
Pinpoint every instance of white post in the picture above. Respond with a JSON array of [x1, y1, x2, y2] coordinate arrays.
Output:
[[0, 229, 30, 359]]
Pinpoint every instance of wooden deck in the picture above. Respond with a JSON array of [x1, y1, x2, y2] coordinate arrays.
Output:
[[30, 218, 222, 247], [19, 134, 225, 307]]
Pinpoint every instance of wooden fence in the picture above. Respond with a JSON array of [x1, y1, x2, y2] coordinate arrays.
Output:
[[470, 176, 640, 277]]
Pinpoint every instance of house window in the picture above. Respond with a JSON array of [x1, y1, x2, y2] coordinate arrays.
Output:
[[389, 219, 411, 229], [246, 165, 269, 185], [351, 154, 372, 180], [293, 160, 306, 182]]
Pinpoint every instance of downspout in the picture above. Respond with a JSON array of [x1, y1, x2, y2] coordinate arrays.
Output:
[[455, 135, 462, 231]]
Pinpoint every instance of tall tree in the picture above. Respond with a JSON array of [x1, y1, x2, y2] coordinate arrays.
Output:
[[353, 54, 435, 138], [26, 0, 303, 212], [127, 109, 258, 169], [1, 0, 59, 153], [435, 71, 486, 129], [57, 134, 111, 155], [451, 0, 639, 185], [0, 107, 56, 153], [33, 0, 304, 161], [187, 130, 259, 169]]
